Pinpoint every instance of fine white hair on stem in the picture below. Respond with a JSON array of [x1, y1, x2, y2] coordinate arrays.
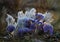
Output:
[[25, 8, 36, 19], [6, 14, 15, 26], [6, 14, 17, 28], [18, 11, 24, 19], [17, 11, 26, 28], [43, 11, 54, 23], [25, 8, 36, 20]]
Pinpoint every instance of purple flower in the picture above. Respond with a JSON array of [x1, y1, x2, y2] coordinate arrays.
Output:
[[43, 24, 53, 36], [35, 14, 44, 20], [17, 28, 32, 36], [7, 25, 15, 32]]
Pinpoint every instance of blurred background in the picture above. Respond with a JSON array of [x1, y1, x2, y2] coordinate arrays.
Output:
[[0, 0, 60, 41]]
